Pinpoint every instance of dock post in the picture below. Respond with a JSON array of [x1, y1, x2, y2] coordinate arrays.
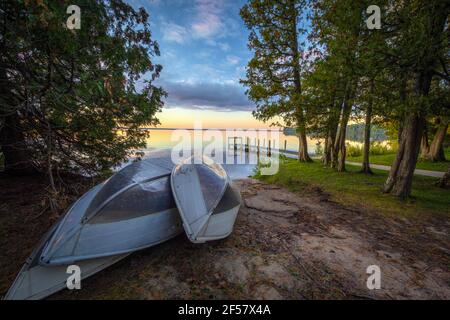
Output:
[[245, 137, 249, 152]]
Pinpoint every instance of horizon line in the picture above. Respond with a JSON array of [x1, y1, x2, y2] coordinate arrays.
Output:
[[117, 127, 284, 131]]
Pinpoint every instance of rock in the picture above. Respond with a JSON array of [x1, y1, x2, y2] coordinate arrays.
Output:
[[216, 256, 250, 284], [376, 250, 402, 260], [257, 262, 295, 290], [144, 275, 190, 299], [253, 284, 282, 299], [244, 197, 297, 213], [412, 261, 428, 270], [250, 256, 264, 267], [426, 226, 447, 237]]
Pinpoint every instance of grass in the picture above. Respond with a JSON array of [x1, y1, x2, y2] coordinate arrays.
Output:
[[254, 158, 450, 218], [347, 148, 450, 172]]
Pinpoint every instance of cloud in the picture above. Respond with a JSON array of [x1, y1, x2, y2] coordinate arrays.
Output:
[[160, 80, 254, 111], [226, 55, 240, 65], [192, 16, 222, 39], [191, 0, 225, 39], [162, 22, 189, 43], [158, 1, 241, 46], [218, 42, 230, 51]]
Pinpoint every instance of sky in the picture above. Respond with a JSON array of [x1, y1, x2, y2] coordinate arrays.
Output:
[[126, 0, 268, 129]]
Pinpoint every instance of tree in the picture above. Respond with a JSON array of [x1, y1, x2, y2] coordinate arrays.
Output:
[[240, 0, 312, 161], [361, 78, 375, 174], [382, 1, 449, 198], [301, 57, 342, 167], [355, 8, 392, 175], [310, 0, 369, 172], [421, 80, 450, 161], [0, 0, 165, 180], [425, 117, 448, 161]]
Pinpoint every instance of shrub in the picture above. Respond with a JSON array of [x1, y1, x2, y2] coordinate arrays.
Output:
[[370, 141, 395, 155], [346, 144, 363, 157], [315, 142, 324, 155], [346, 141, 396, 157]]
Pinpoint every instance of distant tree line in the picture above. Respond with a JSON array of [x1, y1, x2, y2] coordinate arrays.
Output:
[[283, 123, 388, 142], [241, 0, 449, 197], [346, 124, 387, 143]]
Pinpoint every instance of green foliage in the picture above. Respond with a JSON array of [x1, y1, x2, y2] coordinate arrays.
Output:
[[240, 0, 309, 128], [345, 124, 387, 142], [345, 145, 362, 157], [0, 0, 165, 174], [283, 127, 297, 136], [315, 142, 324, 155], [286, 123, 389, 141], [245, 0, 449, 199], [346, 141, 395, 157]]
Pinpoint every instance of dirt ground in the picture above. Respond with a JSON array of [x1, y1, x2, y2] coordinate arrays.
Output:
[[1, 175, 449, 299]]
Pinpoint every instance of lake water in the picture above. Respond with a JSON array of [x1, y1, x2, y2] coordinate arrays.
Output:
[[125, 129, 319, 179], [123, 129, 367, 179], [141, 129, 321, 155]]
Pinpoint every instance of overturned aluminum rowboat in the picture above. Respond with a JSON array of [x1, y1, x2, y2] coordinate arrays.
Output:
[[4, 155, 183, 299], [171, 155, 242, 243], [3, 185, 130, 300], [39, 156, 183, 266], [5, 152, 241, 299]]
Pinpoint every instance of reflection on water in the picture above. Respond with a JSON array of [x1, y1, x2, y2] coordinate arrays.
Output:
[[131, 129, 317, 179], [120, 129, 373, 179], [134, 148, 260, 180]]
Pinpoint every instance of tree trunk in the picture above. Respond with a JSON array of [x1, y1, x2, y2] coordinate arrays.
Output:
[[334, 84, 352, 172], [323, 100, 339, 167], [323, 125, 337, 166], [0, 45, 35, 174], [420, 123, 430, 158], [361, 80, 374, 174], [397, 124, 403, 145], [397, 74, 407, 144], [297, 119, 311, 162], [322, 133, 330, 165], [0, 113, 35, 175], [383, 73, 432, 198], [331, 126, 340, 169], [384, 1, 450, 198], [426, 119, 448, 161], [290, 1, 311, 163], [383, 113, 425, 198]]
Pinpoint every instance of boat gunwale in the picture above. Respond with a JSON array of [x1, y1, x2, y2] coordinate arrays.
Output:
[[3, 221, 60, 300], [39, 215, 182, 266]]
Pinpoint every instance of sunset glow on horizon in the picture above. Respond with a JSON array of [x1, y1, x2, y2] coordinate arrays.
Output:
[[156, 107, 277, 129]]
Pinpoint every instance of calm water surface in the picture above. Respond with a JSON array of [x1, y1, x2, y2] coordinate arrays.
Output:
[[142, 129, 320, 154]]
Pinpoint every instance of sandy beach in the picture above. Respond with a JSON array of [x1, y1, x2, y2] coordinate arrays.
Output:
[[1, 175, 449, 299]]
